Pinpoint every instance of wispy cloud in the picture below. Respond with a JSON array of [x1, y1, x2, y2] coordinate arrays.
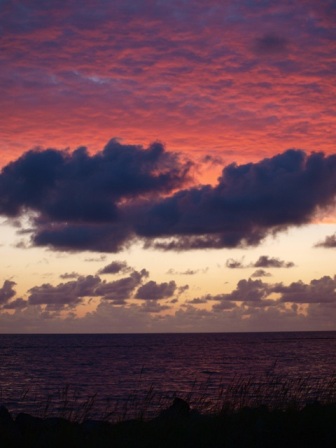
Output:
[[98, 261, 132, 275], [251, 269, 272, 278], [253, 256, 294, 269], [315, 233, 336, 248], [60, 272, 80, 279], [0, 280, 17, 305], [226, 255, 294, 269]]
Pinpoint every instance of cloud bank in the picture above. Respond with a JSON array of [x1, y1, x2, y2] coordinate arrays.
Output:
[[1, 144, 336, 252], [2, 271, 336, 332], [195, 275, 336, 309], [25, 268, 178, 311]]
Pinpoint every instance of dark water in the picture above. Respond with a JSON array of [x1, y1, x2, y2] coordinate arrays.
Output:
[[0, 332, 335, 420]]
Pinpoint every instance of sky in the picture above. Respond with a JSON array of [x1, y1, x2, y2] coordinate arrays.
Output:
[[1, 0, 336, 333]]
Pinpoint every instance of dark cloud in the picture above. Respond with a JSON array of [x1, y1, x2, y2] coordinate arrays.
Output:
[[138, 150, 336, 251], [98, 261, 132, 275], [190, 280, 275, 311], [178, 285, 189, 295], [84, 255, 107, 262], [178, 269, 198, 275], [135, 280, 177, 301], [14, 138, 190, 253], [253, 255, 295, 268], [254, 34, 288, 55], [3, 273, 336, 332], [0, 139, 190, 220], [0, 281, 28, 311], [3, 298, 28, 309], [315, 233, 336, 248], [2, 146, 336, 252], [189, 293, 219, 303], [226, 258, 245, 269], [60, 272, 80, 279], [205, 274, 336, 309], [139, 301, 171, 313], [251, 269, 272, 278], [96, 269, 148, 303], [187, 297, 209, 304], [212, 301, 238, 312], [226, 255, 294, 269], [28, 275, 101, 308], [274, 276, 336, 304], [33, 223, 132, 253], [0, 280, 16, 304], [27, 269, 149, 309], [145, 234, 265, 251], [200, 154, 224, 166], [166, 268, 206, 275], [220, 278, 270, 303]]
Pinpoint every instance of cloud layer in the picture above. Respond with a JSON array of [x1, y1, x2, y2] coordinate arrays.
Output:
[[2, 0, 336, 160], [25, 268, 181, 312], [1, 145, 336, 252], [2, 270, 336, 332], [195, 275, 336, 309]]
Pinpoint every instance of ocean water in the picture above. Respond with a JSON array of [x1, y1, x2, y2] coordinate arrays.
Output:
[[0, 332, 335, 420]]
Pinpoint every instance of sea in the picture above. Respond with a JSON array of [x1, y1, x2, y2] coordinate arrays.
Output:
[[0, 332, 335, 421]]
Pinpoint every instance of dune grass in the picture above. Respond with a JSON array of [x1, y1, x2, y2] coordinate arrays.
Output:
[[1, 375, 336, 448], [1, 372, 336, 423]]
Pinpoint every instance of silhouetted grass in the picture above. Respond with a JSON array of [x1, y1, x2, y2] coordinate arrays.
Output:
[[1, 375, 336, 447], [1, 372, 336, 423]]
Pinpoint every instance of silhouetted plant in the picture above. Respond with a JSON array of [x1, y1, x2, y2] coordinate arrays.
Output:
[[1, 371, 336, 423]]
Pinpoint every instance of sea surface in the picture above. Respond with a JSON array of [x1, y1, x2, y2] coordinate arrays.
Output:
[[0, 332, 335, 420]]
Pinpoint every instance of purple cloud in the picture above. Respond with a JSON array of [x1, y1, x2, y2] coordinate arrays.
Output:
[[3, 298, 28, 309], [138, 150, 336, 250], [251, 269, 272, 278], [187, 297, 209, 305], [0, 280, 16, 304], [60, 272, 80, 279], [253, 256, 294, 268], [139, 302, 171, 313], [315, 233, 336, 248], [220, 278, 270, 303], [226, 255, 294, 269], [0, 140, 190, 220], [274, 276, 336, 304], [96, 269, 149, 303], [194, 275, 336, 311], [135, 280, 177, 301], [28, 276, 101, 309], [254, 34, 289, 55], [98, 261, 132, 275], [25, 269, 150, 310], [1, 147, 336, 252], [226, 258, 245, 269]]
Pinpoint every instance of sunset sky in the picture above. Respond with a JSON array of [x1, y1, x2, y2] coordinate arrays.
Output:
[[1, 0, 336, 333]]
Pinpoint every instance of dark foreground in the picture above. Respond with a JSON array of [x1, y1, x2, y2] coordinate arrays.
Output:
[[1, 398, 336, 448]]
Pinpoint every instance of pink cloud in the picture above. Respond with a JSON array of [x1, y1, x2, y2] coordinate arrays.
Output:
[[1, 1, 336, 166]]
